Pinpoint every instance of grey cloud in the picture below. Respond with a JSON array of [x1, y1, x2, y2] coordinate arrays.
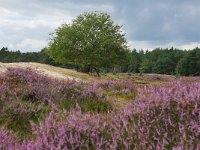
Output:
[[0, 0, 200, 51], [118, 1, 200, 43]]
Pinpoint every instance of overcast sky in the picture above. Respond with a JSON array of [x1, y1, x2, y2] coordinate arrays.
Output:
[[1, 0, 200, 52]]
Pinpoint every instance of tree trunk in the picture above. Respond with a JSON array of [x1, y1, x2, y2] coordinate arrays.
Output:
[[94, 68, 100, 77], [113, 67, 116, 75], [82, 65, 91, 74]]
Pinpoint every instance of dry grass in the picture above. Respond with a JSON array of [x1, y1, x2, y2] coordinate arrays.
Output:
[[0, 62, 96, 82], [0, 62, 177, 84]]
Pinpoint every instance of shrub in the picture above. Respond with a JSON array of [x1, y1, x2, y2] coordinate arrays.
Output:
[[21, 80, 200, 149], [0, 68, 199, 149], [0, 127, 19, 149]]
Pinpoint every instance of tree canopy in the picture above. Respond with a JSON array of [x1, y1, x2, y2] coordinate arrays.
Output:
[[46, 12, 129, 76], [1, 46, 200, 76], [139, 48, 184, 75], [176, 47, 200, 76]]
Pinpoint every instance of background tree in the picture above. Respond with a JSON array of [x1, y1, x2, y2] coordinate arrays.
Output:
[[126, 49, 143, 73], [1, 46, 199, 76], [176, 48, 200, 76], [152, 56, 174, 74], [139, 59, 153, 73], [139, 48, 184, 75], [46, 12, 128, 76], [0, 47, 9, 60], [0, 47, 55, 64]]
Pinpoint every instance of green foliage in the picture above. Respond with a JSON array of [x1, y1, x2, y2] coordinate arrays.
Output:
[[62, 99, 112, 113], [0, 103, 51, 139], [139, 59, 153, 73], [80, 99, 113, 113], [116, 92, 136, 100], [152, 56, 174, 74], [176, 48, 200, 76], [47, 12, 129, 75], [0, 47, 54, 64], [2, 110, 35, 138], [139, 48, 184, 74], [127, 49, 144, 73]]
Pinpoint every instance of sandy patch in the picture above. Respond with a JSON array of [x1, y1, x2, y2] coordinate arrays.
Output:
[[0, 62, 81, 81]]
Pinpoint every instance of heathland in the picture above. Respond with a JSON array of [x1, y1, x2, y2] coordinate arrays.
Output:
[[0, 63, 199, 149]]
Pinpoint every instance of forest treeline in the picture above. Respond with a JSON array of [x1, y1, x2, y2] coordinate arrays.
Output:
[[0, 47, 199, 76]]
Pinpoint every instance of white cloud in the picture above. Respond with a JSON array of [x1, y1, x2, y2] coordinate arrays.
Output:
[[179, 42, 200, 50], [1, 19, 50, 30], [128, 40, 174, 50], [128, 40, 200, 50], [16, 39, 47, 52], [0, 7, 19, 18], [0, 14, 72, 31], [83, 4, 115, 13]]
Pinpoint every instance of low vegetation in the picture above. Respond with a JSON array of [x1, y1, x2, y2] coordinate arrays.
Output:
[[0, 67, 199, 149]]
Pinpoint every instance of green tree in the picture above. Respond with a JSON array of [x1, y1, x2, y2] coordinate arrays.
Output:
[[176, 48, 200, 76], [152, 56, 174, 74], [139, 59, 153, 73], [126, 49, 143, 73], [46, 12, 128, 76], [139, 48, 184, 75], [0, 47, 9, 61]]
